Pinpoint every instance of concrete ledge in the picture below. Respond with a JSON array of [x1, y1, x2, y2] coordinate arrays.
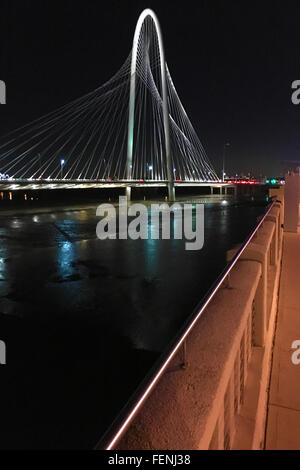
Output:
[[118, 261, 261, 450]]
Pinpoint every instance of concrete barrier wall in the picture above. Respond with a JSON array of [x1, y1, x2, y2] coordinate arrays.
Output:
[[118, 196, 284, 450]]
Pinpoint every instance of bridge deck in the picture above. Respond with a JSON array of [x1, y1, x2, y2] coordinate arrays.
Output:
[[0, 180, 237, 191]]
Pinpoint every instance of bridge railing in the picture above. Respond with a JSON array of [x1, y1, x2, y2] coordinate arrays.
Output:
[[96, 195, 283, 450]]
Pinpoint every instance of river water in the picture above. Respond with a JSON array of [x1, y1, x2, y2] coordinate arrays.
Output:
[[0, 195, 266, 448]]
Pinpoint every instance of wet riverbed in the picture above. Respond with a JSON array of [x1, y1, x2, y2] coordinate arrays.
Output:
[[0, 195, 266, 449]]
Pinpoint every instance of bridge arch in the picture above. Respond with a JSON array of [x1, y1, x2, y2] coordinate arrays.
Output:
[[126, 9, 174, 200]]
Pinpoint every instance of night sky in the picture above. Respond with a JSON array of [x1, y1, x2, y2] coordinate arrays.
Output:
[[0, 0, 299, 177]]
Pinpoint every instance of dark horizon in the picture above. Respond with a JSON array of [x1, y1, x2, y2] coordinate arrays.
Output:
[[0, 0, 299, 177]]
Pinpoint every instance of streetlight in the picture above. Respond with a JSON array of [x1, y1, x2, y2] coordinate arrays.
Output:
[[148, 165, 153, 179], [60, 158, 65, 180], [147, 163, 153, 180], [222, 142, 230, 182]]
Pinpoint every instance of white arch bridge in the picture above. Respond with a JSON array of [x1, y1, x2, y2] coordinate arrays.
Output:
[[0, 9, 221, 200]]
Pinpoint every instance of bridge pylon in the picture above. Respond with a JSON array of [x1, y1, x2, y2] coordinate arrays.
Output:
[[126, 9, 176, 202]]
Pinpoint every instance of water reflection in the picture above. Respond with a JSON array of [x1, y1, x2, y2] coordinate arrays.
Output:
[[143, 237, 159, 277], [11, 218, 23, 229], [57, 241, 76, 278], [0, 257, 6, 281], [0, 197, 267, 448]]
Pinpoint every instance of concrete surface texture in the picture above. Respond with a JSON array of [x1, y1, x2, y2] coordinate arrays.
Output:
[[266, 205, 300, 450]]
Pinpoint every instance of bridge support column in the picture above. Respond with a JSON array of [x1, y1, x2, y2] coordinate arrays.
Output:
[[168, 182, 175, 202], [126, 186, 131, 201], [227, 243, 267, 346]]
